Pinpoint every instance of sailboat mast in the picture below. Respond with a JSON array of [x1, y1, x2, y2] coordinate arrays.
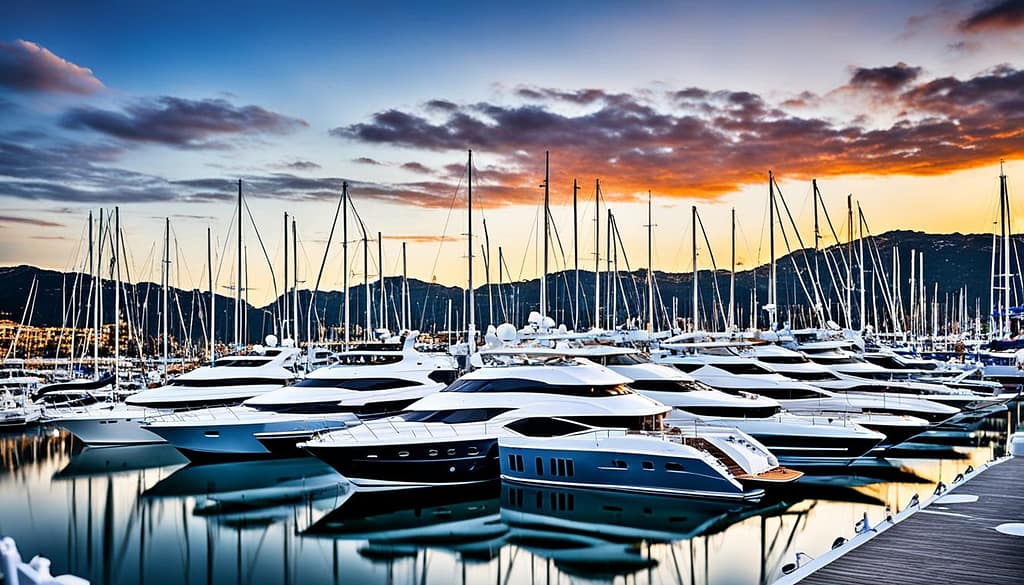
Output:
[[467, 150, 475, 355], [402, 242, 409, 331], [730, 207, 736, 330], [284, 211, 289, 339], [541, 151, 549, 319], [846, 194, 853, 328], [97, 210, 104, 372], [114, 206, 120, 391], [812, 180, 822, 320], [378, 231, 385, 333], [858, 203, 866, 330], [647, 190, 654, 333], [90, 210, 98, 377], [1001, 162, 1011, 337], [363, 226, 370, 341], [207, 226, 214, 363], [691, 205, 698, 331], [484, 218, 493, 330], [342, 182, 350, 345], [163, 217, 170, 380], [768, 171, 776, 329], [573, 178, 580, 331], [236, 179, 243, 348], [593, 179, 600, 329], [293, 218, 299, 347]]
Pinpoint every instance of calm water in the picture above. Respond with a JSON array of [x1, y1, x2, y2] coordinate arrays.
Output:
[[1, 406, 1019, 585]]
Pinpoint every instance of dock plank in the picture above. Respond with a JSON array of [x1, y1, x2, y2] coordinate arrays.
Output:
[[800, 457, 1024, 585]]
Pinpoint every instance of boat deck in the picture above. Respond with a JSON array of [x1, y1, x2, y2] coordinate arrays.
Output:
[[796, 456, 1024, 584]]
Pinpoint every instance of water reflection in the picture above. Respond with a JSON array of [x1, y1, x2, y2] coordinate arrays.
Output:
[[0, 404, 1017, 585]]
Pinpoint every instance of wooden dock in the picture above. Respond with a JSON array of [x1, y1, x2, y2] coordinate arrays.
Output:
[[794, 456, 1024, 584]]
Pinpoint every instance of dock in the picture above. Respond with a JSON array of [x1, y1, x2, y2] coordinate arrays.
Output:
[[783, 455, 1024, 584]]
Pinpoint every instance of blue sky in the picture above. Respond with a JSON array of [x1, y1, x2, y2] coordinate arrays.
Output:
[[1, 0, 1022, 303]]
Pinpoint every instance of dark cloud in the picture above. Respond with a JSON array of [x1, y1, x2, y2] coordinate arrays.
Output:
[[848, 62, 923, 92], [61, 97, 308, 149], [352, 156, 381, 165], [400, 161, 433, 174], [424, 99, 458, 112], [959, 0, 1024, 32], [0, 39, 103, 94], [279, 160, 321, 170], [329, 67, 1024, 203], [0, 215, 64, 228], [515, 86, 611, 104]]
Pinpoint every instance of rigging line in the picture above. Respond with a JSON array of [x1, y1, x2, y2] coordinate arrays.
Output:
[[815, 184, 852, 286], [610, 216, 636, 320], [417, 173, 464, 330], [516, 203, 541, 282], [772, 194, 818, 320], [241, 194, 282, 308], [694, 210, 728, 329], [774, 180, 826, 326]]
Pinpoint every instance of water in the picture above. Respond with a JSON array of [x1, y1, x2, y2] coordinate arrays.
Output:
[[1, 408, 1017, 585]]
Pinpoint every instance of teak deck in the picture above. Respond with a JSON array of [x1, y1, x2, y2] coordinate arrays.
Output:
[[799, 456, 1024, 584]]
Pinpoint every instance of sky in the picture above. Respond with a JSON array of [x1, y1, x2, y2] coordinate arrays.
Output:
[[0, 0, 1022, 305]]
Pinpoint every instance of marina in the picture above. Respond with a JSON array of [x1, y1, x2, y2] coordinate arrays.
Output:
[[3, 2, 1024, 584]]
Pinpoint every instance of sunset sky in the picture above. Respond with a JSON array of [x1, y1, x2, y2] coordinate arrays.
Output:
[[1, 0, 1022, 305]]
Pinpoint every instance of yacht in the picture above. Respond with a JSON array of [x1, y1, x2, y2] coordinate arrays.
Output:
[[300, 354, 670, 488], [57, 342, 300, 445], [142, 333, 459, 460], [499, 423, 801, 501]]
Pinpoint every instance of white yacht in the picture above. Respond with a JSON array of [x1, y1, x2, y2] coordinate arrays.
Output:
[[142, 333, 459, 460], [300, 354, 670, 488], [57, 342, 300, 445]]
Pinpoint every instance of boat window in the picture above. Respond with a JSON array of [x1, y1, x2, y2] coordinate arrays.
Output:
[[549, 458, 556, 475], [670, 363, 703, 373], [612, 459, 628, 469], [535, 457, 543, 476], [782, 371, 841, 382], [601, 353, 647, 366], [443, 378, 633, 396], [757, 355, 810, 365], [666, 462, 685, 472], [630, 380, 712, 393], [504, 417, 591, 437], [715, 363, 774, 375], [399, 408, 513, 423], [334, 354, 403, 366], [753, 387, 827, 400], [169, 377, 290, 387], [557, 459, 566, 476], [427, 370, 460, 385], [680, 405, 782, 418], [294, 377, 420, 390], [642, 460, 654, 471], [213, 358, 271, 367]]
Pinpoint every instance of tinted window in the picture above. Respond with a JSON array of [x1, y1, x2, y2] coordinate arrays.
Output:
[[601, 353, 646, 365], [399, 408, 512, 423], [758, 355, 809, 364], [630, 380, 712, 393], [783, 371, 840, 382], [335, 354, 403, 366], [443, 378, 632, 396], [214, 358, 271, 367], [716, 363, 774, 375], [671, 363, 702, 373], [504, 417, 591, 437], [169, 377, 289, 387], [294, 377, 420, 390], [427, 370, 459, 385]]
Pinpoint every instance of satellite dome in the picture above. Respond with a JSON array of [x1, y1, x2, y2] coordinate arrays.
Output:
[[496, 323, 517, 342], [265, 334, 279, 347]]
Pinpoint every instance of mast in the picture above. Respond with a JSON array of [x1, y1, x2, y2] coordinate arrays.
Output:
[[768, 171, 776, 329], [113, 206, 120, 391], [163, 217, 170, 380], [401, 242, 409, 331], [284, 211, 289, 339], [611, 212, 618, 328], [483, 218, 493, 330], [97, 210, 104, 372], [812, 180, 822, 321], [540, 150, 549, 319], [606, 209, 613, 329], [858, 203, 866, 330], [1001, 161, 1011, 338], [593, 179, 601, 329], [378, 231, 385, 334], [207, 226, 214, 363], [647, 190, 654, 333], [573, 178, 580, 331], [730, 207, 736, 330], [342, 182, 350, 345], [846, 194, 853, 328], [363, 224, 370, 341], [293, 217, 299, 347], [90, 210, 98, 377], [236, 179, 243, 348], [691, 205, 698, 331], [467, 150, 475, 356]]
